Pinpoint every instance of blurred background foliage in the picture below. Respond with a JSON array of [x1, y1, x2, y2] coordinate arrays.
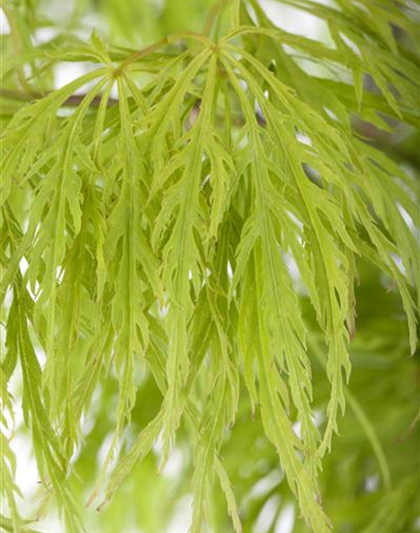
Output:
[[0, 0, 419, 532]]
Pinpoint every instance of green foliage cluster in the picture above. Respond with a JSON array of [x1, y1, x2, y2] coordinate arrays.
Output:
[[0, 0, 419, 532]]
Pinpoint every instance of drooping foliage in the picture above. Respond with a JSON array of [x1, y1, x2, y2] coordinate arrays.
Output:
[[0, 0, 419, 532]]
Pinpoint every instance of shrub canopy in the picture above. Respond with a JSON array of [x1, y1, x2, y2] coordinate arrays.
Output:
[[0, 1, 419, 532]]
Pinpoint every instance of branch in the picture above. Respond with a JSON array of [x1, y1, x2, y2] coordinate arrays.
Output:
[[0, 88, 119, 108], [2, 89, 417, 170]]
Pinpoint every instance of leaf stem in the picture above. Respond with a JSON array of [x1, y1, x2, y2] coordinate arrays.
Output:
[[119, 31, 213, 71]]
